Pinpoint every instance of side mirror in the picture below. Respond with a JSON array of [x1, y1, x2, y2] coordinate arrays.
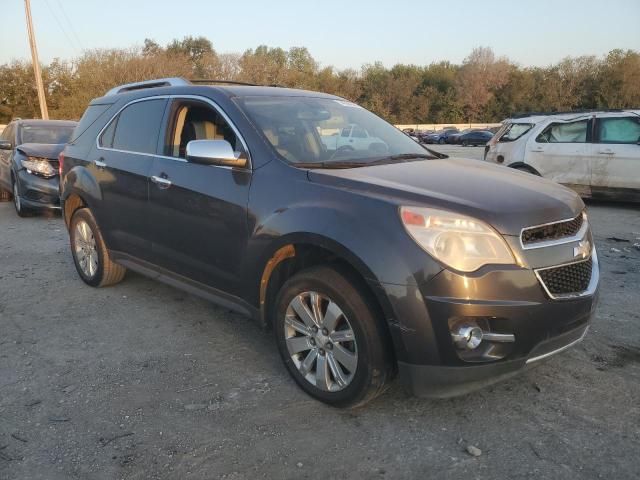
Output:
[[185, 140, 247, 168], [0, 140, 12, 150]]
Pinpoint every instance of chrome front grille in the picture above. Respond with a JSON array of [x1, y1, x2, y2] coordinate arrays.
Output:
[[521, 212, 584, 247]]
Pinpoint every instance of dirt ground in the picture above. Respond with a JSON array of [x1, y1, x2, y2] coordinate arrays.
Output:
[[1, 149, 639, 479]]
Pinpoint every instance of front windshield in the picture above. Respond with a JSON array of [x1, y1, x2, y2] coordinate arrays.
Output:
[[19, 125, 75, 145], [237, 96, 433, 164]]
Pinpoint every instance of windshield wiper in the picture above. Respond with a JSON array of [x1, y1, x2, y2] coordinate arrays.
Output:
[[293, 161, 373, 169]]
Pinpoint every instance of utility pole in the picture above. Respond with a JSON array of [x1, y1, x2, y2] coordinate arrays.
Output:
[[24, 0, 49, 120]]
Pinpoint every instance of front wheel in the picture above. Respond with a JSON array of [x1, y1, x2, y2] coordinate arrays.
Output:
[[438, 138, 445, 144], [69, 208, 126, 287], [12, 177, 32, 217], [274, 266, 393, 408]]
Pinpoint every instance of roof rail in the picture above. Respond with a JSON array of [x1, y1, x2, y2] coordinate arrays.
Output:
[[509, 108, 640, 119], [189, 79, 259, 87], [105, 77, 192, 96]]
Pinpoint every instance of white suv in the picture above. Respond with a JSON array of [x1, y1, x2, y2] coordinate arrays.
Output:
[[485, 110, 640, 201]]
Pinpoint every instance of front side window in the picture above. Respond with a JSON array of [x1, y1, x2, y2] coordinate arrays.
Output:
[[597, 117, 640, 144], [19, 124, 75, 144], [236, 96, 431, 164], [499, 123, 533, 142], [536, 120, 588, 143], [102, 98, 167, 154], [164, 99, 247, 159]]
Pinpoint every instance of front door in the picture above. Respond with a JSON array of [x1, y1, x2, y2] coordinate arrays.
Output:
[[92, 97, 168, 259], [590, 115, 640, 201], [148, 97, 251, 294], [525, 118, 592, 196]]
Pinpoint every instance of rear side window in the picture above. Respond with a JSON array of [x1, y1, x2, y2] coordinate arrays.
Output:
[[71, 104, 112, 143], [597, 117, 640, 144], [101, 98, 167, 154], [536, 120, 588, 143], [499, 123, 532, 142]]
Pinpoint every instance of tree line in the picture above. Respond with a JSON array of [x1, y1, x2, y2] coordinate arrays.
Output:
[[1, 36, 638, 125]]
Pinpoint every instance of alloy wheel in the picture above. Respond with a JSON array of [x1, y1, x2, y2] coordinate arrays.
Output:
[[74, 220, 99, 278], [284, 291, 358, 392]]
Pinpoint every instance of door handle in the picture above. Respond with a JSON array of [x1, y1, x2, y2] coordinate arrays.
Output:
[[95, 158, 107, 169], [530, 147, 544, 152], [598, 149, 614, 155], [151, 175, 172, 189]]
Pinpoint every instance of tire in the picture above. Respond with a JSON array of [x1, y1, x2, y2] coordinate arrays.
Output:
[[462, 140, 468, 147], [438, 138, 445, 145], [69, 208, 126, 287], [12, 176, 33, 217], [273, 266, 393, 408]]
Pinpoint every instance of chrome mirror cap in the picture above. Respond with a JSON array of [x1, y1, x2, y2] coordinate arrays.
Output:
[[185, 139, 247, 168]]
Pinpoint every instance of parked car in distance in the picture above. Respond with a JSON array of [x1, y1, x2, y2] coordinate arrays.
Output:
[[320, 124, 387, 154], [60, 78, 598, 407], [0, 119, 77, 216], [485, 110, 640, 201], [424, 128, 459, 144], [457, 130, 494, 146]]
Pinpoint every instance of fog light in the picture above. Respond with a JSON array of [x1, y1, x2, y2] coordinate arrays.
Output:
[[451, 325, 483, 350]]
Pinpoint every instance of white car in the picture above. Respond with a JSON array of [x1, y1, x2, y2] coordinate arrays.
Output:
[[321, 125, 386, 153], [485, 110, 640, 201]]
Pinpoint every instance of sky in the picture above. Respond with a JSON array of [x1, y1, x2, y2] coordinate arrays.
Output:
[[1, 0, 639, 69]]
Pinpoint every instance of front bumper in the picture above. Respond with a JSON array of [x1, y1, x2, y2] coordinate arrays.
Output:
[[16, 169, 60, 210], [381, 247, 599, 398], [399, 323, 589, 398]]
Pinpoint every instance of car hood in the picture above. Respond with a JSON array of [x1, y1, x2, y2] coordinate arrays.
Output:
[[307, 158, 584, 236], [16, 143, 65, 160]]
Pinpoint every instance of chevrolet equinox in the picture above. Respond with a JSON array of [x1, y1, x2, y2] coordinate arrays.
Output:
[[60, 78, 599, 407]]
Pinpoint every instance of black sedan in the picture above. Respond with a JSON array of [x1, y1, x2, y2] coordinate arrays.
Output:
[[457, 130, 494, 146], [0, 119, 77, 216]]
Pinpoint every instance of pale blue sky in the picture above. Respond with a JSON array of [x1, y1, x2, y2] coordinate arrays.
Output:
[[1, 0, 639, 69]]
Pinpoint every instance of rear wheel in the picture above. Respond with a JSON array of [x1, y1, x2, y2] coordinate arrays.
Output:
[[69, 208, 126, 287], [462, 140, 469, 147], [274, 266, 392, 408], [438, 138, 445, 144]]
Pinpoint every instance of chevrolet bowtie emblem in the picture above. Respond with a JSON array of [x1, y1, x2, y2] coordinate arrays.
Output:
[[574, 240, 591, 259]]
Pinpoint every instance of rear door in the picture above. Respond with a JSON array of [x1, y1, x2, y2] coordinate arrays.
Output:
[[93, 97, 168, 258], [525, 118, 592, 196], [147, 97, 252, 293], [590, 115, 640, 200]]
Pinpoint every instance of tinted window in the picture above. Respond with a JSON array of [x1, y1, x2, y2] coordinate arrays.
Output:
[[71, 104, 111, 143], [100, 120, 117, 148], [19, 125, 75, 144], [597, 117, 640, 144], [536, 120, 588, 143], [499, 123, 532, 142], [110, 99, 166, 154], [164, 100, 247, 159]]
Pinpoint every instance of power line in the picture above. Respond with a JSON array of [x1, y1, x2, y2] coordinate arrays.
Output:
[[55, 0, 84, 51], [42, 0, 80, 54]]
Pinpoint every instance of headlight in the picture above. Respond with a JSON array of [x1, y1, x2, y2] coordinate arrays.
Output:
[[400, 206, 515, 272], [21, 157, 57, 178]]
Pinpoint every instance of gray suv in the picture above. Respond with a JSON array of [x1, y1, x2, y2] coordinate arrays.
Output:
[[59, 78, 599, 407]]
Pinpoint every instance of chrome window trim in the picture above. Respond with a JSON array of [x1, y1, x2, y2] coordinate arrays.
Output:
[[533, 247, 599, 301], [520, 211, 588, 250], [95, 94, 252, 169], [525, 325, 589, 364]]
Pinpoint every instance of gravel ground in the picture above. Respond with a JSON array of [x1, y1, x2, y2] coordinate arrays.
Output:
[[1, 149, 639, 479]]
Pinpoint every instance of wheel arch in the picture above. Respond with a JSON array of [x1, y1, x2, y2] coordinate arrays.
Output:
[[60, 166, 102, 227], [508, 162, 542, 176]]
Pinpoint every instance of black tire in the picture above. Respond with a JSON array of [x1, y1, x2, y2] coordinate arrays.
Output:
[[438, 138, 445, 144], [273, 266, 393, 408], [12, 176, 33, 217], [69, 208, 126, 287], [462, 140, 468, 147]]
